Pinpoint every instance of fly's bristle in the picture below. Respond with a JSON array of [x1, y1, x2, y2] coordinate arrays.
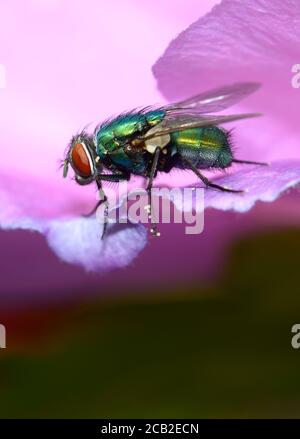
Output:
[[225, 128, 236, 154]]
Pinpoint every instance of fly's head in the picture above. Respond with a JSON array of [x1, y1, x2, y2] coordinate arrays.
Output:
[[63, 132, 102, 185]]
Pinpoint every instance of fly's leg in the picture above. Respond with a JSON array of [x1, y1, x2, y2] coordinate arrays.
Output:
[[146, 147, 161, 236], [232, 159, 269, 166], [97, 183, 109, 240], [183, 158, 244, 193], [82, 195, 107, 218], [82, 180, 108, 239], [82, 173, 129, 239], [82, 173, 128, 217]]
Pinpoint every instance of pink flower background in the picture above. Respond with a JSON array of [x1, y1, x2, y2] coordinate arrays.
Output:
[[1, 0, 300, 308]]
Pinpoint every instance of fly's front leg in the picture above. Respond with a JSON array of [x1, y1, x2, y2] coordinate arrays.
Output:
[[98, 183, 109, 240], [82, 190, 107, 218], [146, 147, 161, 237], [82, 173, 129, 217], [82, 172, 129, 239], [81, 180, 108, 239]]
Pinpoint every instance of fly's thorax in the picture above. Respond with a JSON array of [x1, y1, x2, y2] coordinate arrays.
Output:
[[94, 109, 166, 159], [145, 109, 166, 127]]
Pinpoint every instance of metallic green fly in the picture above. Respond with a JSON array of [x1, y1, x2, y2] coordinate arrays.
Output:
[[63, 82, 266, 237]]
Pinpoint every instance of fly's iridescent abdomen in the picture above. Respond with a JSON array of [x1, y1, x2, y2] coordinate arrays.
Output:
[[170, 126, 233, 169]]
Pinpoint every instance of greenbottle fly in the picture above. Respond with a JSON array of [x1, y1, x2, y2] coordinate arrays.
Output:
[[63, 82, 266, 237]]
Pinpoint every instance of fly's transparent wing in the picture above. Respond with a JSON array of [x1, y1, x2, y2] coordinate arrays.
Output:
[[138, 112, 261, 142], [166, 82, 261, 114]]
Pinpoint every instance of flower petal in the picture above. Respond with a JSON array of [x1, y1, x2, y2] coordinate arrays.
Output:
[[47, 219, 147, 272], [0, 1, 217, 182], [153, 0, 300, 205], [0, 169, 147, 272], [203, 160, 300, 211], [0, 170, 89, 225], [153, 0, 300, 101], [160, 161, 300, 214]]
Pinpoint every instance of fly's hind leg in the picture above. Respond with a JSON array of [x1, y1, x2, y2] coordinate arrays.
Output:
[[232, 159, 269, 166], [182, 158, 244, 194], [146, 147, 161, 236]]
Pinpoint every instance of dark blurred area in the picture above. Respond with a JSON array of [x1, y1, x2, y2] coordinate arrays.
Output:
[[1, 213, 300, 418]]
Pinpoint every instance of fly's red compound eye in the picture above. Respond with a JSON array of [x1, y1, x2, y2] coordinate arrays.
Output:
[[71, 142, 92, 178]]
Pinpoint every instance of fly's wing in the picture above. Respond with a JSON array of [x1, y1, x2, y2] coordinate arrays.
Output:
[[138, 112, 261, 142], [166, 82, 261, 114]]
